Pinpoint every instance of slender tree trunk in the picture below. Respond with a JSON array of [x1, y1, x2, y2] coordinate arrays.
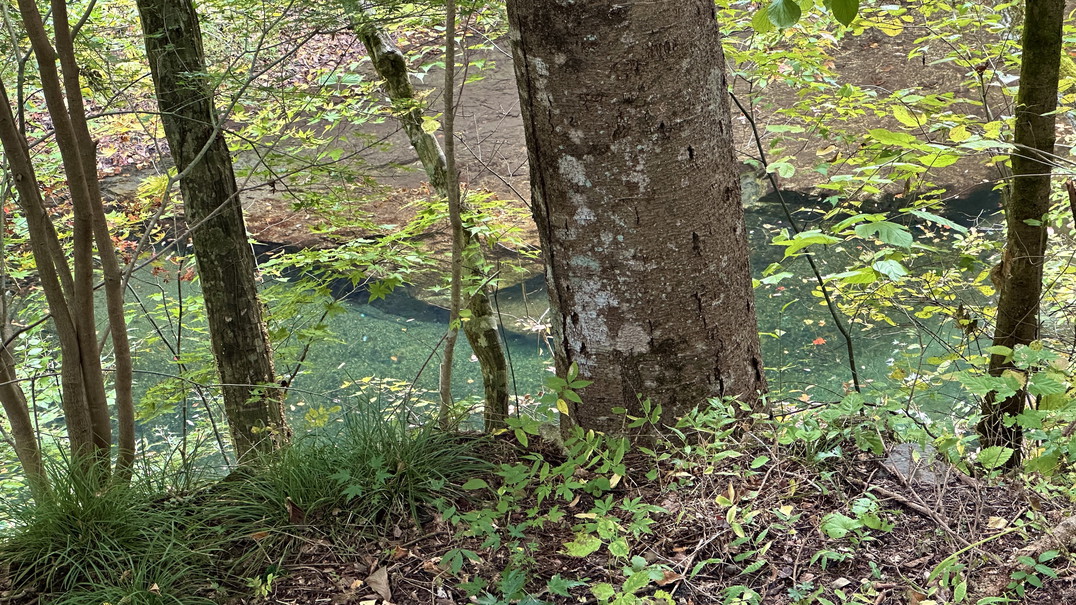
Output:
[[46, 0, 136, 479], [0, 339, 45, 497], [16, 0, 115, 466], [438, 0, 464, 428], [353, 14, 510, 431], [136, 0, 288, 460], [507, 0, 766, 435], [978, 0, 1064, 464]]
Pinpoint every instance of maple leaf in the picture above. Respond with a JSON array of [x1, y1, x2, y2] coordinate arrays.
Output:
[[812, 337, 827, 345]]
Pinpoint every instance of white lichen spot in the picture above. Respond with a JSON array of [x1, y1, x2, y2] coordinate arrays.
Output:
[[559, 155, 592, 187], [569, 254, 600, 271], [568, 129, 585, 145], [708, 67, 724, 112], [573, 204, 596, 225], [553, 53, 568, 66], [626, 163, 649, 191], [616, 324, 650, 354], [531, 57, 550, 77]]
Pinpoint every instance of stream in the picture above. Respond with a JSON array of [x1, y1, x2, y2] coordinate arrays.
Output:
[[176, 184, 998, 429]]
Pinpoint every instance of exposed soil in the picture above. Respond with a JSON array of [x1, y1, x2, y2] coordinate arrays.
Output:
[[96, 19, 1015, 260]]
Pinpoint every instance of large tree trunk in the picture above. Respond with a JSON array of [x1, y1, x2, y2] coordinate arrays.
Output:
[[137, 0, 288, 460], [354, 16, 510, 430], [978, 0, 1064, 464], [507, 0, 766, 435]]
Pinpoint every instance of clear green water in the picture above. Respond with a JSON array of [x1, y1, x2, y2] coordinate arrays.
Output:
[[274, 187, 1000, 419], [114, 185, 999, 442]]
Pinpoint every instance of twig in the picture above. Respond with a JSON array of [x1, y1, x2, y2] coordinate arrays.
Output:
[[730, 91, 861, 392]]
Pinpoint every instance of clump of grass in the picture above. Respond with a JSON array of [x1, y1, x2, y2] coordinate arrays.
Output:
[[0, 456, 216, 600], [0, 402, 489, 601], [217, 403, 488, 531]]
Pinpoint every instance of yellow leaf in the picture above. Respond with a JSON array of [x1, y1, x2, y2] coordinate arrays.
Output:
[[556, 398, 570, 416], [948, 124, 970, 142], [1001, 369, 1027, 387], [421, 116, 440, 134], [892, 105, 920, 128], [986, 516, 1009, 529]]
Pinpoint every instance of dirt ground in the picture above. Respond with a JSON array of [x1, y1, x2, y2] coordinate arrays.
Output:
[[98, 20, 1011, 254]]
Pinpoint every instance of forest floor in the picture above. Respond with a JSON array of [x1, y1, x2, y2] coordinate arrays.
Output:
[[240, 432, 1076, 605]]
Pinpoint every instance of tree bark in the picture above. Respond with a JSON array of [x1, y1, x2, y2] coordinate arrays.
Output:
[[16, 0, 114, 464], [47, 0, 136, 478], [136, 0, 288, 460], [978, 0, 1064, 464], [507, 0, 766, 435], [354, 15, 509, 430]]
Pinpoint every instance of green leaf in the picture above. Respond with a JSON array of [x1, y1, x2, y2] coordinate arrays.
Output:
[[948, 124, 971, 142], [917, 152, 960, 168], [767, 0, 802, 28], [871, 259, 908, 280], [869, 128, 920, 147], [590, 583, 615, 601], [622, 569, 652, 594], [421, 116, 440, 134], [547, 574, 587, 597], [978, 446, 1014, 470], [564, 534, 603, 557], [958, 373, 1018, 399], [775, 230, 841, 257], [828, 267, 878, 284], [1028, 373, 1067, 397], [768, 161, 796, 178], [830, 0, 859, 25], [954, 581, 967, 602], [820, 513, 861, 539], [461, 478, 490, 490], [855, 221, 913, 248], [985, 345, 1014, 358], [892, 105, 920, 128], [608, 537, 630, 558], [751, 8, 776, 32], [906, 210, 969, 233]]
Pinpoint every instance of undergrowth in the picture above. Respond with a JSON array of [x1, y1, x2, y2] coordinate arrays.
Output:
[[2, 383, 1074, 603], [0, 405, 486, 603]]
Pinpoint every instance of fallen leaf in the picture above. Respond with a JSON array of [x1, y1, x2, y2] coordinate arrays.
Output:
[[250, 531, 270, 541], [812, 337, 827, 345], [366, 566, 391, 602], [987, 516, 1009, 529], [391, 545, 409, 560], [655, 570, 684, 586], [286, 497, 306, 525]]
